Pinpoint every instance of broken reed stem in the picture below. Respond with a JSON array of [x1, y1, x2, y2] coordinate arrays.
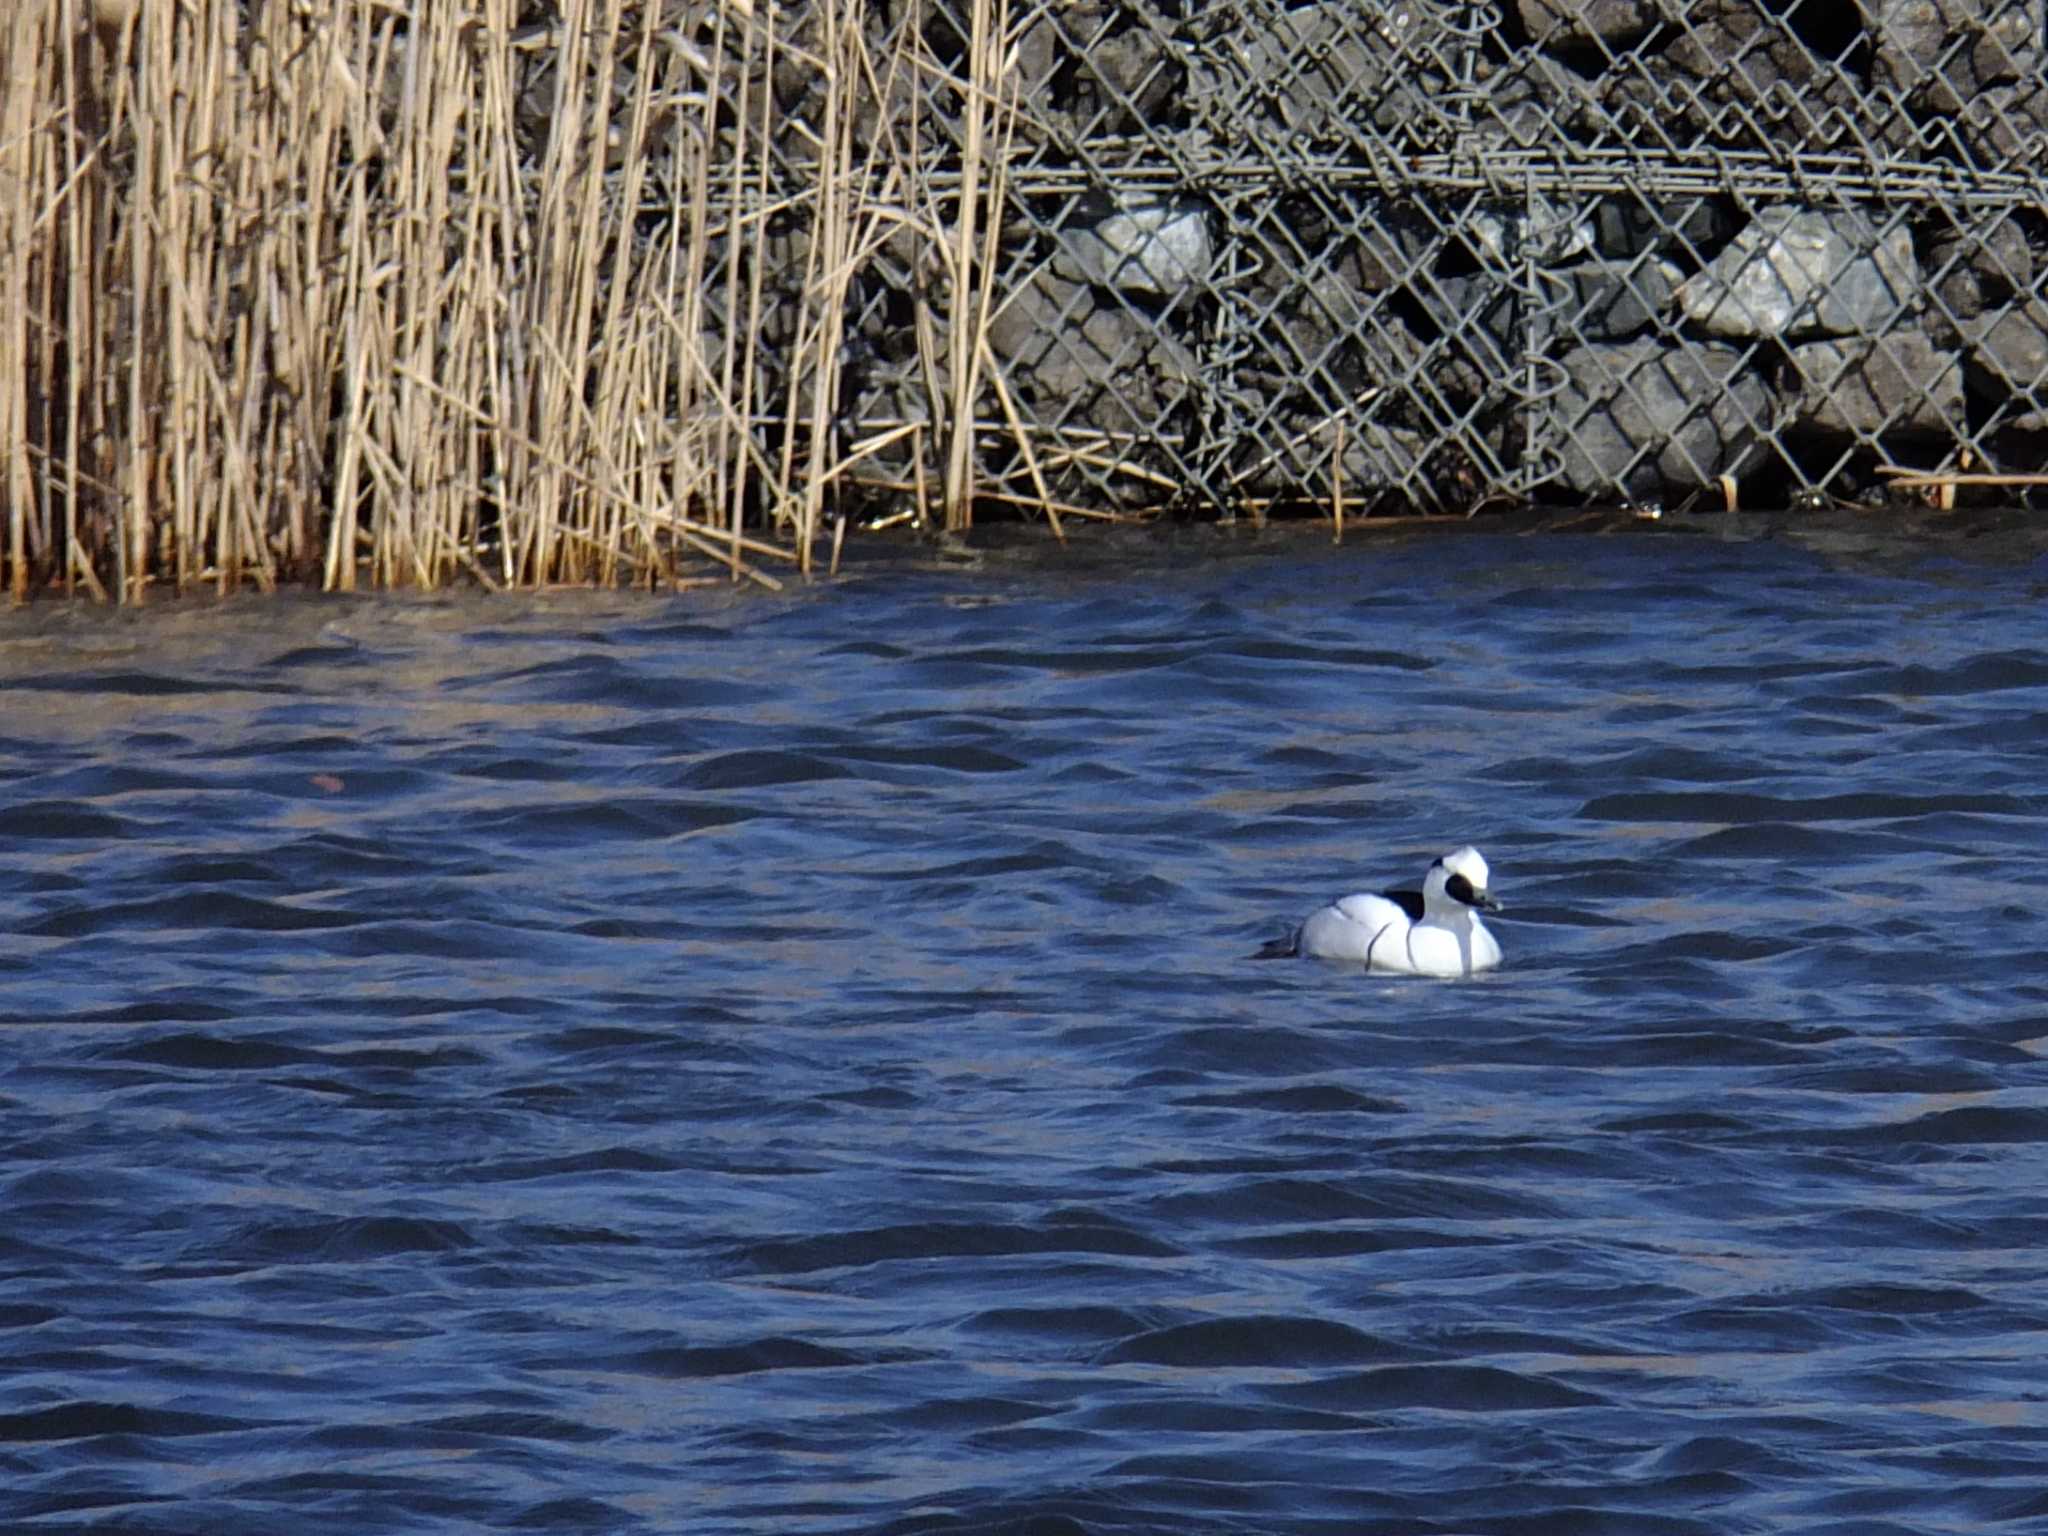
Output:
[[1877, 469, 2048, 486], [849, 477, 1156, 524], [978, 332, 1062, 541], [1332, 420, 1344, 544]]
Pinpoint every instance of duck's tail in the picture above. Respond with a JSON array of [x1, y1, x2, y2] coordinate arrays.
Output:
[[1251, 930, 1300, 960]]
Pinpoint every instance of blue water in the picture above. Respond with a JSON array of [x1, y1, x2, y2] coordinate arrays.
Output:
[[4, 523, 2048, 1534]]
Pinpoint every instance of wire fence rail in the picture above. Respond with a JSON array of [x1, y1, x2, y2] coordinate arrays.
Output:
[[3, 0, 2046, 598]]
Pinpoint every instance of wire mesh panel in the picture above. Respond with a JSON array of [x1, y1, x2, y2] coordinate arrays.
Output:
[[801, 0, 2048, 516]]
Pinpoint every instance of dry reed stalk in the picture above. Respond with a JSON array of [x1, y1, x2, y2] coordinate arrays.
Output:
[[121, 0, 160, 601], [326, 168, 372, 593], [582, 3, 665, 586], [547, 0, 613, 582], [770, 0, 848, 576], [69, 531, 108, 601], [767, 0, 930, 576], [728, 0, 775, 556], [936, 0, 1018, 531], [664, 0, 733, 566], [386, 0, 470, 588], [1, 1, 45, 601], [59, 0, 105, 602], [473, 0, 531, 588], [1226, 387, 1384, 496], [955, 488, 1152, 524], [246, 0, 312, 577], [814, 420, 923, 490]]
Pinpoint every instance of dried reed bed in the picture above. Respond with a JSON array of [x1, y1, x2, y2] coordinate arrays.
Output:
[[0, 0, 1026, 601]]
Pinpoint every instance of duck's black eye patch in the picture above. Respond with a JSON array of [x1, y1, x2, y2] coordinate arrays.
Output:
[[1445, 873, 1479, 906]]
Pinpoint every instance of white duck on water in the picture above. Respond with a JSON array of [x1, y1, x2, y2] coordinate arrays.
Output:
[[1259, 846, 1503, 977]]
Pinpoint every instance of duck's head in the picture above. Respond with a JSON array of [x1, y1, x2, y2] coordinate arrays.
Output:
[[1427, 846, 1500, 913]]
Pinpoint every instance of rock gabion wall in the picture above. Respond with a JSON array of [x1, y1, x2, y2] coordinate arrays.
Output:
[[14, 0, 2044, 600], [810, 0, 2048, 513]]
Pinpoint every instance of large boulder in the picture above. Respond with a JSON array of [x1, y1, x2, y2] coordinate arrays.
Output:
[[1557, 258, 1685, 342], [1955, 79, 2048, 165], [1783, 335, 1965, 437], [1868, 0, 2044, 114], [1590, 196, 1737, 262], [1927, 214, 2036, 336], [1660, 1, 1864, 148], [1553, 339, 1772, 497], [1962, 302, 2048, 427], [986, 270, 1198, 447], [1187, 0, 1467, 147], [1052, 200, 1215, 298], [1513, 0, 1669, 48], [1675, 208, 1919, 340]]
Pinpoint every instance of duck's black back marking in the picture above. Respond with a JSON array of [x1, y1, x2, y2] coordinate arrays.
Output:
[[1382, 888, 1426, 923]]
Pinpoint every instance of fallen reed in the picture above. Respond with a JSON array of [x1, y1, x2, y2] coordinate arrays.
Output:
[[0, 0, 1035, 601]]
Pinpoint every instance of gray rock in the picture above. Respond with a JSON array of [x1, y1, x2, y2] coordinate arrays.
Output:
[[1956, 78, 2048, 165], [1486, 50, 1609, 141], [1341, 203, 1439, 291], [1928, 214, 2036, 334], [1069, 17, 1181, 134], [1783, 335, 1964, 437], [1240, 269, 1425, 405], [1052, 201, 1214, 297], [1590, 197, 1736, 262], [1251, 196, 1439, 292], [986, 269, 1198, 444], [1188, 0, 1465, 145], [1468, 201, 1596, 266], [1016, 0, 1182, 139], [1513, 0, 1667, 46], [1423, 276, 1525, 402], [1963, 302, 2048, 425], [1553, 339, 1771, 496], [1675, 208, 1919, 340], [1557, 258, 1683, 342], [1661, 1, 1862, 148], [1420, 260, 1676, 402], [1871, 0, 2043, 114]]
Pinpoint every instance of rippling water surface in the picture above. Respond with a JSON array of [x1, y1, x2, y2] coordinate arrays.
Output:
[[4, 523, 2048, 1534]]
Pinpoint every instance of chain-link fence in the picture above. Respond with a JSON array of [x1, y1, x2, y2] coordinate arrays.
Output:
[[756, 0, 2048, 517]]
